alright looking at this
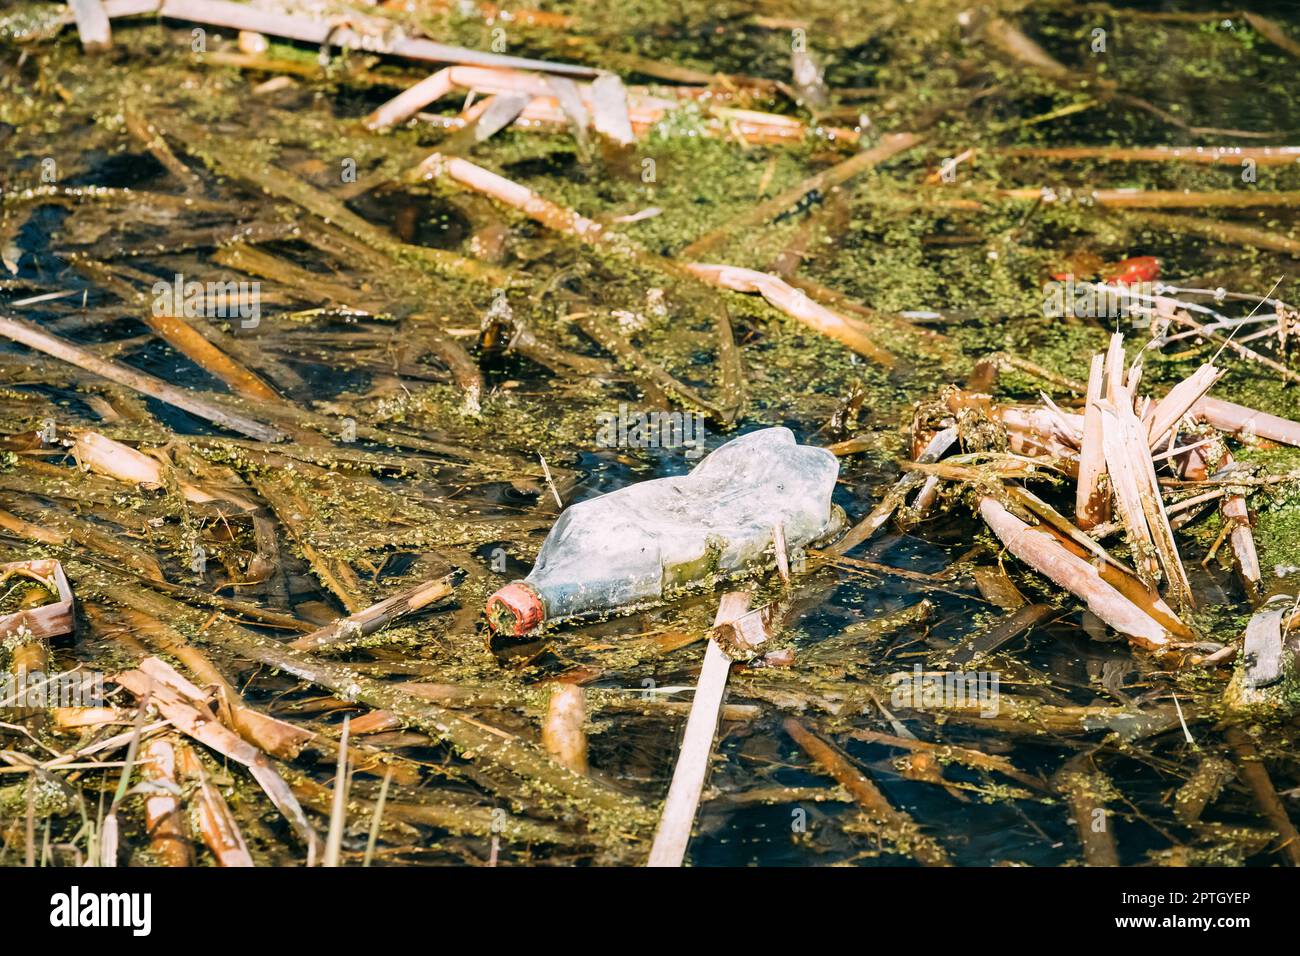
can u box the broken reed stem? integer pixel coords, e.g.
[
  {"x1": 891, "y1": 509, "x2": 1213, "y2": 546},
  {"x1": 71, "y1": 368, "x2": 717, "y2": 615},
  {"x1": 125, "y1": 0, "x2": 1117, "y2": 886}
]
[
  {"x1": 419, "y1": 153, "x2": 745, "y2": 423},
  {"x1": 289, "y1": 576, "x2": 455, "y2": 652},
  {"x1": 140, "y1": 736, "x2": 194, "y2": 866},
  {"x1": 978, "y1": 497, "x2": 1170, "y2": 652},
  {"x1": 116, "y1": 659, "x2": 323, "y2": 858},
  {"x1": 541, "y1": 685, "x2": 588, "y2": 775},
  {"x1": 832, "y1": 427, "x2": 956, "y2": 555},
  {"x1": 0, "y1": 314, "x2": 284, "y2": 442},
  {"x1": 174, "y1": 741, "x2": 254, "y2": 867},
  {"x1": 684, "y1": 264, "x2": 896, "y2": 366},
  {"x1": 1052, "y1": 756, "x2": 1119, "y2": 867},
  {"x1": 365, "y1": 67, "x2": 456, "y2": 130},
  {"x1": 91, "y1": 604, "x2": 315, "y2": 760},
  {"x1": 1224, "y1": 725, "x2": 1300, "y2": 866},
  {"x1": 993, "y1": 145, "x2": 1300, "y2": 166},
  {"x1": 647, "y1": 592, "x2": 751, "y2": 867},
  {"x1": 1147, "y1": 363, "x2": 1222, "y2": 449},
  {"x1": 246, "y1": 470, "x2": 368, "y2": 613},
  {"x1": 680, "y1": 132, "x2": 924, "y2": 257},
  {"x1": 102, "y1": 584, "x2": 653, "y2": 837},
  {"x1": 783, "y1": 717, "x2": 950, "y2": 866},
  {"x1": 122, "y1": 106, "x2": 201, "y2": 188},
  {"x1": 100, "y1": 0, "x2": 599, "y2": 76},
  {"x1": 996, "y1": 187, "x2": 1300, "y2": 209},
  {"x1": 1076, "y1": 353, "x2": 1109, "y2": 529}
]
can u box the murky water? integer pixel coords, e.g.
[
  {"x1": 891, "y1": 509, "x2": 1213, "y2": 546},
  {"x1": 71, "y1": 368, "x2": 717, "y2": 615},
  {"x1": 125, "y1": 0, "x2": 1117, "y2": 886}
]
[{"x1": 1, "y1": 0, "x2": 1299, "y2": 866}]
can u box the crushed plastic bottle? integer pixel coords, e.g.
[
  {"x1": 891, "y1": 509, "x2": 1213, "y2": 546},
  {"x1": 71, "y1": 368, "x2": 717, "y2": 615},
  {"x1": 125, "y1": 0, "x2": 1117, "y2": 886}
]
[{"x1": 486, "y1": 427, "x2": 845, "y2": 635}]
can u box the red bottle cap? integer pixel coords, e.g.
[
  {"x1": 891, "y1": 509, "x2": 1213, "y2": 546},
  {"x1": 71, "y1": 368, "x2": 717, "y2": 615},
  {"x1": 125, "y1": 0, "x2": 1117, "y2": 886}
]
[{"x1": 486, "y1": 582, "x2": 545, "y2": 636}]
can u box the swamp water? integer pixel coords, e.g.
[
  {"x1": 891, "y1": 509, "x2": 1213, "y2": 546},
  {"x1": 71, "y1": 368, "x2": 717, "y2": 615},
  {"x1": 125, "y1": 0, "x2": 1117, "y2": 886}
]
[{"x1": 0, "y1": 0, "x2": 1299, "y2": 866}]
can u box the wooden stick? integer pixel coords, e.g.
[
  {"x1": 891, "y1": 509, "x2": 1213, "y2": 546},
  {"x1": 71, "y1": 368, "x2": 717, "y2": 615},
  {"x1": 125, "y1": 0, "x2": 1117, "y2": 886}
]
[
  {"x1": 647, "y1": 591, "x2": 751, "y2": 867},
  {"x1": 0, "y1": 314, "x2": 284, "y2": 442}
]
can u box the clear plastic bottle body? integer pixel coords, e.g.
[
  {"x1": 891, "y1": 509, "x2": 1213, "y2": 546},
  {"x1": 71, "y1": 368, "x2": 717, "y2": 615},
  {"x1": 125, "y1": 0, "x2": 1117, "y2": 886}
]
[{"x1": 487, "y1": 428, "x2": 843, "y2": 634}]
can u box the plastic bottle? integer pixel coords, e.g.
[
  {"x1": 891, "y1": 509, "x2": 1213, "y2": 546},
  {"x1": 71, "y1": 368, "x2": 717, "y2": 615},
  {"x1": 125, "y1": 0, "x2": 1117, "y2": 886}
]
[{"x1": 486, "y1": 427, "x2": 845, "y2": 635}]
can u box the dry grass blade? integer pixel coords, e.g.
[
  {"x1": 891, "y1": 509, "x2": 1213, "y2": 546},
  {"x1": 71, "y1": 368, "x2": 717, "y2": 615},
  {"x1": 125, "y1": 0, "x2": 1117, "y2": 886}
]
[{"x1": 363, "y1": 767, "x2": 394, "y2": 868}]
